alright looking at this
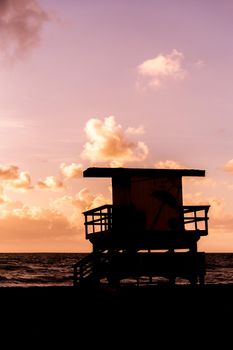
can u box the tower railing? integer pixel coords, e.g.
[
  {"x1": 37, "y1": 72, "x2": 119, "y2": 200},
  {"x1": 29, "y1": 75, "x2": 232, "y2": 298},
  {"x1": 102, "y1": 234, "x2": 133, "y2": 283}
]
[
  {"x1": 83, "y1": 204, "x2": 210, "y2": 238},
  {"x1": 83, "y1": 205, "x2": 113, "y2": 238}
]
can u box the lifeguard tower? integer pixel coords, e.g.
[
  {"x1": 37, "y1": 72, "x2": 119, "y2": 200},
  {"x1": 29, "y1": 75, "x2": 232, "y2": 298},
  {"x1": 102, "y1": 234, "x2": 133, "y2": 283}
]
[{"x1": 74, "y1": 167, "x2": 210, "y2": 286}]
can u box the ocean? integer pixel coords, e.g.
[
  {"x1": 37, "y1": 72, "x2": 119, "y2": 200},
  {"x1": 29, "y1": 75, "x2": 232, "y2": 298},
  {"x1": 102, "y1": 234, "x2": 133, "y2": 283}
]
[{"x1": 0, "y1": 252, "x2": 232, "y2": 287}]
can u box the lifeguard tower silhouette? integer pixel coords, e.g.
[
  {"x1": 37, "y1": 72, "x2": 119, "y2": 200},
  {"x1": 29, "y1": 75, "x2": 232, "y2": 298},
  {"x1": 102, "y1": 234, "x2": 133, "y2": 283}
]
[{"x1": 74, "y1": 167, "x2": 210, "y2": 286}]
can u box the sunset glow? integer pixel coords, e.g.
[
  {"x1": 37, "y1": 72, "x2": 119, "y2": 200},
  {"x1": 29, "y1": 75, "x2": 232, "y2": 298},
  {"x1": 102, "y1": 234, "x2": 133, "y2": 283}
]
[{"x1": 0, "y1": 0, "x2": 233, "y2": 252}]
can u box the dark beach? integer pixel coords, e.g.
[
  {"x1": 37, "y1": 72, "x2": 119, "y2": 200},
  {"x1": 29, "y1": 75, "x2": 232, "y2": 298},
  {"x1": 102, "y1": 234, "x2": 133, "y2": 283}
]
[{"x1": 1, "y1": 284, "x2": 232, "y2": 346}]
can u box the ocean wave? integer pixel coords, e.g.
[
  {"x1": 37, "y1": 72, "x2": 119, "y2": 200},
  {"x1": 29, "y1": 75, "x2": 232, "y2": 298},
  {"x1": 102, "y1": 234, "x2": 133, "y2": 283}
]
[{"x1": 0, "y1": 253, "x2": 232, "y2": 287}]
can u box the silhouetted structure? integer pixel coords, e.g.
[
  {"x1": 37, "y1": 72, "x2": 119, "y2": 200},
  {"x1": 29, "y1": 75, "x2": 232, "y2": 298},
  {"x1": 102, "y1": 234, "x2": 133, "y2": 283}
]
[{"x1": 74, "y1": 167, "x2": 210, "y2": 286}]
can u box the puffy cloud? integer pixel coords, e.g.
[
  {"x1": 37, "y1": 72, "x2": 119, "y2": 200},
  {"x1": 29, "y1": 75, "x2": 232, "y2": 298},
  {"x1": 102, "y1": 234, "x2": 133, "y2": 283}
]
[
  {"x1": 70, "y1": 188, "x2": 111, "y2": 230},
  {"x1": 72, "y1": 188, "x2": 110, "y2": 212},
  {"x1": 37, "y1": 176, "x2": 64, "y2": 191},
  {"x1": 54, "y1": 188, "x2": 111, "y2": 212},
  {"x1": 137, "y1": 49, "x2": 186, "y2": 88},
  {"x1": 0, "y1": 164, "x2": 19, "y2": 179},
  {"x1": 7, "y1": 171, "x2": 32, "y2": 190},
  {"x1": 50, "y1": 188, "x2": 111, "y2": 231},
  {"x1": 0, "y1": 0, "x2": 49, "y2": 63},
  {"x1": 0, "y1": 164, "x2": 32, "y2": 190},
  {"x1": 224, "y1": 159, "x2": 233, "y2": 172},
  {"x1": 60, "y1": 162, "x2": 83, "y2": 180},
  {"x1": 82, "y1": 116, "x2": 149, "y2": 166}
]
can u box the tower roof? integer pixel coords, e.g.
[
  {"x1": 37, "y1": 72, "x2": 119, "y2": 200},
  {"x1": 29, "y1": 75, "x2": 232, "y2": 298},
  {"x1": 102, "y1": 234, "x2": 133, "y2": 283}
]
[{"x1": 83, "y1": 167, "x2": 205, "y2": 178}]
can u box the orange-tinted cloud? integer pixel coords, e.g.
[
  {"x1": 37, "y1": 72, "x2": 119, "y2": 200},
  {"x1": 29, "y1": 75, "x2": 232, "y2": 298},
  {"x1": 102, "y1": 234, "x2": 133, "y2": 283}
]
[
  {"x1": 7, "y1": 171, "x2": 32, "y2": 190},
  {"x1": 184, "y1": 191, "x2": 233, "y2": 240},
  {"x1": 0, "y1": 0, "x2": 49, "y2": 63},
  {"x1": 0, "y1": 165, "x2": 32, "y2": 190},
  {"x1": 82, "y1": 116, "x2": 149, "y2": 166},
  {"x1": 72, "y1": 188, "x2": 110, "y2": 212},
  {"x1": 224, "y1": 159, "x2": 233, "y2": 172},
  {"x1": 184, "y1": 192, "x2": 224, "y2": 219},
  {"x1": 0, "y1": 164, "x2": 19, "y2": 179},
  {"x1": 0, "y1": 203, "x2": 90, "y2": 252},
  {"x1": 0, "y1": 184, "x2": 8, "y2": 203},
  {"x1": 51, "y1": 187, "x2": 111, "y2": 230},
  {"x1": 60, "y1": 162, "x2": 83, "y2": 179},
  {"x1": 153, "y1": 160, "x2": 216, "y2": 188},
  {"x1": 154, "y1": 160, "x2": 216, "y2": 187},
  {"x1": 37, "y1": 176, "x2": 64, "y2": 191},
  {"x1": 154, "y1": 160, "x2": 186, "y2": 169}
]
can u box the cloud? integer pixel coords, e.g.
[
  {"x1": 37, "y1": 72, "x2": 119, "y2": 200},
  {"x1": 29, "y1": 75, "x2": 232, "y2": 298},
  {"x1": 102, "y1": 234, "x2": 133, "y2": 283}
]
[
  {"x1": 210, "y1": 213, "x2": 233, "y2": 234},
  {"x1": 0, "y1": 0, "x2": 49, "y2": 63},
  {"x1": 0, "y1": 181, "x2": 110, "y2": 252},
  {"x1": 50, "y1": 188, "x2": 111, "y2": 231},
  {"x1": 60, "y1": 162, "x2": 83, "y2": 180},
  {"x1": 0, "y1": 164, "x2": 32, "y2": 190},
  {"x1": 0, "y1": 202, "x2": 89, "y2": 252},
  {"x1": 72, "y1": 188, "x2": 110, "y2": 212},
  {"x1": 154, "y1": 160, "x2": 186, "y2": 169},
  {"x1": 7, "y1": 171, "x2": 32, "y2": 190},
  {"x1": 184, "y1": 176, "x2": 217, "y2": 187},
  {"x1": 137, "y1": 49, "x2": 186, "y2": 88},
  {"x1": 0, "y1": 184, "x2": 8, "y2": 203},
  {"x1": 126, "y1": 126, "x2": 145, "y2": 135},
  {"x1": 0, "y1": 164, "x2": 19, "y2": 179},
  {"x1": 184, "y1": 192, "x2": 224, "y2": 219},
  {"x1": 224, "y1": 159, "x2": 233, "y2": 172},
  {"x1": 153, "y1": 161, "x2": 216, "y2": 188},
  {"x1": 53, "y1": 187, "x2": 109, "y2": 216},
  {"x1": 82, "y1": 116, "x2": 149, "y2": 166},
  {"x1": 183, "y1": 191, "x2": 233, "y2": 241},
  {"x1": 37, "y1": 176, "x2": 64, "y2": 191}
]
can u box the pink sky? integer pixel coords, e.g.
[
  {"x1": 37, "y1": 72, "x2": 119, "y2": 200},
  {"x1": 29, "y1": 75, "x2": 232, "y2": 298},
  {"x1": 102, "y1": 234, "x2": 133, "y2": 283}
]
[{"x1": 0, "y1": 0, "x2": 233, "y2": 252}]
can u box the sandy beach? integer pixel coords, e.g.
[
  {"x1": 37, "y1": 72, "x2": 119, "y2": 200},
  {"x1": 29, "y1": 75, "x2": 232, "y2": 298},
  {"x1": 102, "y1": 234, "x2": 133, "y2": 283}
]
[{"x1": 0, "y1": 284, "x2": 232, "y2": 346}]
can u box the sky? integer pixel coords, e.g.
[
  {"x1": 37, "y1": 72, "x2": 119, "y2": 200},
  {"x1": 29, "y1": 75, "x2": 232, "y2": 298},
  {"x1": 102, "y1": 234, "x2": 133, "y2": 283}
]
[{"x1": 0, "y1": 0, "x2": 233, "y2": 252}]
